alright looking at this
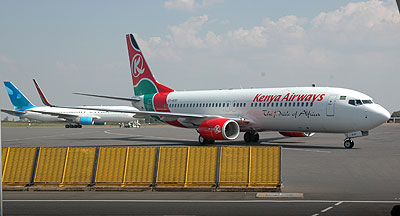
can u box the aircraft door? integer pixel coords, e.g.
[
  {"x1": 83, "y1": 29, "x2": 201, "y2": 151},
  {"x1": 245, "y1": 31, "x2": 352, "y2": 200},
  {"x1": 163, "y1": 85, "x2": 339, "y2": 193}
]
[
  {"x1": 326, "y1": 95, "x2": 336, "y2": 116},
  {"x1": 224, "y1": 101, "x2": 231, "y2": 112}
]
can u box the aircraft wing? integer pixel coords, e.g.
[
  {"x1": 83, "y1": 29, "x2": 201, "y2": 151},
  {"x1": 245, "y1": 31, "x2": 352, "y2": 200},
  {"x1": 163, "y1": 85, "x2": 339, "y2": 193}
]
[
  {"x1": 1, "y1": 108, "x2": 26, "y2": 116},
  {"x1": 73, "y1": 92, "x2": 141, "y2": 102},
  {"x1": 54, "y1": 105, "x2": 253, "y2": 126}
]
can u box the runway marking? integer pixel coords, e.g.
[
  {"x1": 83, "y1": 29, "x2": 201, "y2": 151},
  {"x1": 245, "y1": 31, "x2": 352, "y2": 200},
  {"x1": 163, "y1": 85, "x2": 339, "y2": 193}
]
[
  {"x1": 4, "y1": 199, "x2": 400, "y2": 203},
  {"x1": 335, "y1": 201, "x2": 343, "y2": 206},
  {"x1": 104, "y1": 130, "x2": 194, "y2": 142},
  {"x1": 282, "y1": 148, "x2": 331, "y2": 153},
  {"x1": 3, "y1": 131, "x2": 101, "y2": 142},
  {"x1": 311, "y1": 201, "x2": 342, "y2": 216},
  {"x1": 320, "y1": 206, "x2": 333, "y2": 213}
]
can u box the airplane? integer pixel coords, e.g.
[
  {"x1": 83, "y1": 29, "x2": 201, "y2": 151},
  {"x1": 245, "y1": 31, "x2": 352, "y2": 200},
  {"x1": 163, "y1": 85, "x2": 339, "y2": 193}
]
[
  {"x1": 1, "y1": 81, "x2": 140, "y2": 128},
  {"x1": 65, "y1": 34, "x2": 390, "y2": 148}
]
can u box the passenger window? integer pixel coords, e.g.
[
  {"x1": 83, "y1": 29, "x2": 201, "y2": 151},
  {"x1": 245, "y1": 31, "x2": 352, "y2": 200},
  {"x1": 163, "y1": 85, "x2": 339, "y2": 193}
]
[
  {"x1": 310, "y1": 102, "x2": 313, "y2": 107},
  {"x1": 301, "y1": 102, "x2": 304, "y2": 107},
  {"x1": 243, "y1": 103, "x2": 246, "y2": 107},
  {"x1": 288, "y1": 103, "x2": 291, "y2": 107},
  {"x1": 250, "y1": 103, "x2": 253, "y2": 107},
  {"x1": 284, "y1": 103, "x2": 287, "y2": 107},
  {"x1": 271, "y1": 103, "x2": 274, "y2": 107},
  {"x1": 305, "y1": 102, "x2": 308, "y2": 107}
]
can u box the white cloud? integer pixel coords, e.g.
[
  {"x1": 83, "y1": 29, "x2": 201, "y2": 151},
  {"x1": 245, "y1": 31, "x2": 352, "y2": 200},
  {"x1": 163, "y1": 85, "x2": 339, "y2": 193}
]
[
  {"x1": 228, "y1": 26, "x2": 268, "y2": 48},
  {"x1": 312, "y1": 0, "x2": 400, "y2": 30},
  {"x1": 164, "y1": 0, "x2": 223, "y2": 11}
]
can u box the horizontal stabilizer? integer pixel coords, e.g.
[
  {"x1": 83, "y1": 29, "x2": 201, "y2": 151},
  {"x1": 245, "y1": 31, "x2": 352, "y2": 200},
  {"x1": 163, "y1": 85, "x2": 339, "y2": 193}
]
[{"x1": 1, "y1": 108, "x2": 26, "y2": 116}]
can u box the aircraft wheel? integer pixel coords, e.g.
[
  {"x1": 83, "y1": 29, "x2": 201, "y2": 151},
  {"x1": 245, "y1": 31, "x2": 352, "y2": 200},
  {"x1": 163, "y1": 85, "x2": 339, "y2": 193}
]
[
  {"x1": 199, "y1": 135, "x2": 215, "y2": 144},
  {"x1": 344, "y1": 139, "x2": 354, "y2": 149},
  {"x1": 244, "y1": 132, "x2": 252, "y2": 143},
  {"x1": 65, "y1": 124, "x2": 70, "y2": 128},
  {"x1": 252, "y1": 133, "x2": 260, "y2": 142},
  {"x1": 199, "y1": 135, "x2": 207, "y2": 144},
  {"x1": 78, "y1": 124, "x2": 82, "y2": 128}
]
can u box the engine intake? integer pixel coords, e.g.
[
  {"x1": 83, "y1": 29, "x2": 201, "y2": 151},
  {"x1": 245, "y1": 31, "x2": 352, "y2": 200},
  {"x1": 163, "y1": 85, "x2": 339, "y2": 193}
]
[
  {"x1": 199, "y1": 118, "x2": 240, "y2": 140},
  {"x1": 279, "y1": 132, "x2": 315, "y2": 137}
]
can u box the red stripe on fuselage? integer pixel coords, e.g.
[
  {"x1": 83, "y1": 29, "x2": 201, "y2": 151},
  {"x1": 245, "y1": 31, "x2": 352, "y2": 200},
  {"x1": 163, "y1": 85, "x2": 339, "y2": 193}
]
[{"x1": 153, "y1": 93, "x2": 186, "y2": 128}]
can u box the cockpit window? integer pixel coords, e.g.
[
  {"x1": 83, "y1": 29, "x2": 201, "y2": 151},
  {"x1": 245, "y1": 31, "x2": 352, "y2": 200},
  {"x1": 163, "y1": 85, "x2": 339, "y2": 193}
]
[
  {"x1": 362, "y1": 100, "x2": 373, "y2": 104},
  {"x1": 349, "y1": 99, "x2": 365, "y2": 106}
]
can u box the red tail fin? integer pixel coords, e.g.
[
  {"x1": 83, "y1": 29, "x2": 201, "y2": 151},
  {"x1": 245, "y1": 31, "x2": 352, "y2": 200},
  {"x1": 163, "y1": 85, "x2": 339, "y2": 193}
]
[{"x1": 126, "y1": 34, "x2": 174, "y2": 96}]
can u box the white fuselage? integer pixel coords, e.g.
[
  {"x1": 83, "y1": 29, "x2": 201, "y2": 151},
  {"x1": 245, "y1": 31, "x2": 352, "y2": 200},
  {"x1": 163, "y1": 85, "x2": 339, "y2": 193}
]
[
  {"x1": 134, "y1": 87, "x2": 389, "y2": 133},
  {"x1": 21, "y1": 106, "x2": 137, "y2": 123}
]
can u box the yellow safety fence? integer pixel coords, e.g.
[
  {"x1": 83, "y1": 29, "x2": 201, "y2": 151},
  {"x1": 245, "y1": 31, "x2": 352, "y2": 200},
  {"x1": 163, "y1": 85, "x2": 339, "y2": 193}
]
[{"x1": 1, "y1": 146, "x2": 281, "y2": 188}]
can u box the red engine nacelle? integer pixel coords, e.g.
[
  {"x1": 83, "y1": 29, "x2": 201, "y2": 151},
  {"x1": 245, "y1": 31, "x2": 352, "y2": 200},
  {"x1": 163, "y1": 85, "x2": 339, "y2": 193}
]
[
  {"x1": 279, "y1": 132, "x2": 315, "y2": 137},
  {"x1": 199, "y1": 118, "x2": 240, "y2": 140}
]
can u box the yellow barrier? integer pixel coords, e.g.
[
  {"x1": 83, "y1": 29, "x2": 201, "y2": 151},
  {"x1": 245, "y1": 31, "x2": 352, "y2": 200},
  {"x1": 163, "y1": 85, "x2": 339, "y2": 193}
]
[
  {"x1": 34, "y1": 147, "x2": 67, "y2": 184},
  {"x1": 219, "y1": 147, "x2": 250, "y2": 186},
  {"x1": 123, "y1": 147, "x2": 157, "y2": 186},
  {"x1": 249, "y1": 146, "x2": 281, "y2": 187},
  {"x1": 95, "y1": 147, "x2": 127, "y2": 184},
  {"x1": 2, "y1": 147, "x2": 9, "y2": 174},
  {"x1": 2, "y1": 146, "x2": 281, "y2": 189},
  {"x1": 2, "y1": 147, "x2": 36, "y2": 185},
  {"x1": 61, "y1": 147, "x2": 96, "y2": 185},
  {"x1": 157, "y1": 147, "x2": 188, "y2": 186},
  {"x1": 185, "y1": 147, "x2": 217, "y2": 187}
]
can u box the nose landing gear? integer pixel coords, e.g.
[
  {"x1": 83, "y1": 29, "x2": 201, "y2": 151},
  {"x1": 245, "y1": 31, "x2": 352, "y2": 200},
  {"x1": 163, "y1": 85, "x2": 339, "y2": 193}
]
[{"x1": 344, "y1": 139, "x2": 354, "y2": 149}]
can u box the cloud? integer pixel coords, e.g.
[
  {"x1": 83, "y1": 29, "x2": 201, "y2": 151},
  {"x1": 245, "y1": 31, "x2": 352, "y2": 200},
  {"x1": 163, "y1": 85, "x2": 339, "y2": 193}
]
[
  {"x1": 164, "y1": 0, "x2": 223, "y2": 11},
  {"x1": 141, "y1": 0, "x2": 400, "y2": 71},
  {"x1": 0, "y1": 55, "x2": 16, "y2": 63}
]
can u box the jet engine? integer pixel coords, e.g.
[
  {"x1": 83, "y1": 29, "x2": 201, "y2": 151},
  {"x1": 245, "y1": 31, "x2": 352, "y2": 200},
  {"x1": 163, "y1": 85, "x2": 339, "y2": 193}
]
[
  {"x1": 76, "y1": 117, "x2": 94, "y2": 125},
  {"x1": 279, "y1": 132, "x2": 315, "y2": 137},
  {"x1": 198, "y1": 118, "x2": 240, "y2": 140}
]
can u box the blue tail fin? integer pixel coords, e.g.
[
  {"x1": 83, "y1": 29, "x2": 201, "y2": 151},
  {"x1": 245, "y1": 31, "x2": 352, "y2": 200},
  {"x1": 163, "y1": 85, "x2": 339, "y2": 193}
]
[{"x1": 4, "y1": 81, "x2": 35, "y2": 110}]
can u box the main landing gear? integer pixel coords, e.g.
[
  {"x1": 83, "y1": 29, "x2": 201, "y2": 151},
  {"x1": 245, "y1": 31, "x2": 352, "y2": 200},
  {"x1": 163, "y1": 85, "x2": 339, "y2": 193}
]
[
  {"x1": 198, "y1": 135, "x2": 215, "y2": 145},
  {"x1": 344, "y1": 139, "x2": 354, "y2": 149},
  {"x1": 65, "y1": 124, "x2": 82, "y2": 128},
  {"x1": 244, "y1": 131, "x2": 259, "y2": 143}
]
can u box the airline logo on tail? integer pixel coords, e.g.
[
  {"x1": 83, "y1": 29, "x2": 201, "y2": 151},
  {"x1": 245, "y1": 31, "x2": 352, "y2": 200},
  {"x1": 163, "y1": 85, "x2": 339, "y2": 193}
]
[
  {"x1": 126, "y1": 34, "x2": 174, "y2": 96},
  {"x1": 132, "y1": 54, "x2": 145, "y2": 78}
]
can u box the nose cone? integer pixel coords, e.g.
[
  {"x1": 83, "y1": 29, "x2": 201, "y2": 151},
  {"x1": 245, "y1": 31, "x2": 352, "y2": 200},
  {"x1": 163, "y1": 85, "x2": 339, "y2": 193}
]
[{"x1": 373, "y1": 105, "x2": 391, "y2": 125}]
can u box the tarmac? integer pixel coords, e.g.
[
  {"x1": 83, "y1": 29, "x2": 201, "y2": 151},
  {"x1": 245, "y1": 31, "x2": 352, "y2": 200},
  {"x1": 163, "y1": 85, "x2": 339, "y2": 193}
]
[{"x1": 2, "y1": 124, "x2": 400, "y2": 215}]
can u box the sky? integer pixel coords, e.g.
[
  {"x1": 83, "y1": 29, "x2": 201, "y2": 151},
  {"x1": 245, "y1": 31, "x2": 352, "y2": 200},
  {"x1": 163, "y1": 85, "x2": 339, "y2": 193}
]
[{"x1": 1, "y1": 0, "x2": 400, "y2": 120}]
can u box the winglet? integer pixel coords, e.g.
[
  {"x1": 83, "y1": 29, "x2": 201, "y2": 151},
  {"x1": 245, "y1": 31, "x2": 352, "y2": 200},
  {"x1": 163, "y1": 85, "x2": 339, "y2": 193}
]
[{"x1": 33, "y1": 79, "x2": 55, "y2": 107}]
